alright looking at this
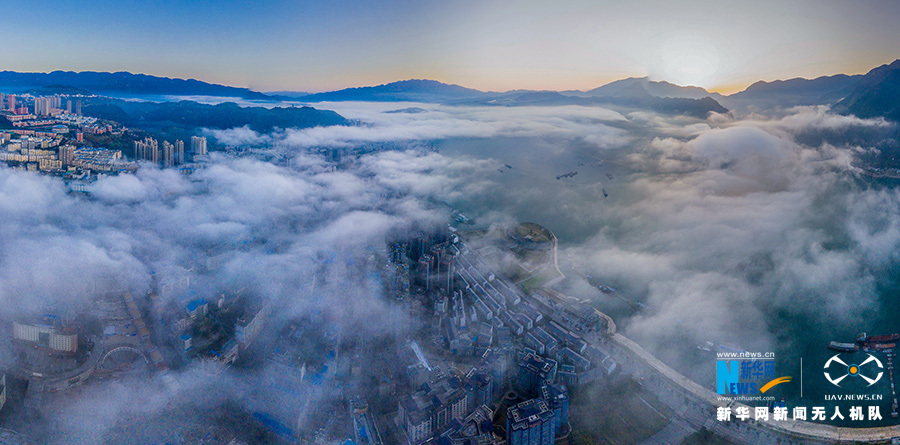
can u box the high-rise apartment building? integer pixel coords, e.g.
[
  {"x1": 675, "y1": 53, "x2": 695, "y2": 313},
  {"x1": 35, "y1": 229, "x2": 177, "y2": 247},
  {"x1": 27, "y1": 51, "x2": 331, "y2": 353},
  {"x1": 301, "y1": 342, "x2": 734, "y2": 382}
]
[
  {"x1": 162, "y1": 141, "x2": 175, "y2": 167},
  {"x1": 34, "y1": 97, "x2": 52, "y2": 116},
  {"x1": 175, "y1": 140, "x2": 185, "y2": 165},
  {"x1": 134, "y1": 137, "x2": 159, "y2": 163},
  {"x1": 517, "y1": 353, "x2": 558, "y2": 397},
  {"x1": 190, "y1": 136, "x2": 207, "y2": 156},
  {"x1": 506, "y1": 398, "x2": 556, "y2": 445},
  {"x1": 59, "y1": 145, "x2": 75, "y2": 165}
]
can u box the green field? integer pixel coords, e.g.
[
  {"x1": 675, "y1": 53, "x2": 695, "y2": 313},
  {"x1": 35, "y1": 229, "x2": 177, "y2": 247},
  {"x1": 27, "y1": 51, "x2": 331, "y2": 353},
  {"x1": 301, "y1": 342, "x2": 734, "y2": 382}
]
[{"x1": 520, "y1": 269, "x2": 562, "y2": 292}]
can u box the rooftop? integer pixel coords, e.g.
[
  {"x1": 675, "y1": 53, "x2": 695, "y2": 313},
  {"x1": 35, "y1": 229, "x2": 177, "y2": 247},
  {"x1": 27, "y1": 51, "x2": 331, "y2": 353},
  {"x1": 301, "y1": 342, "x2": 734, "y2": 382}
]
[
  {"x1": 519, "y1": 352, "x2": 557, "y2": 379},
  {"x1": 507, "y1": 398, "x2": 553, "y2": 430}
]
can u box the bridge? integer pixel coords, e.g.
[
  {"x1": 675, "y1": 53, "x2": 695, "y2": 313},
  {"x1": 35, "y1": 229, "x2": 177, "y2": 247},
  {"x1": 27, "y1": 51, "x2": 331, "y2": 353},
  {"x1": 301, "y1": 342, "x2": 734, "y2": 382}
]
[{"x1": 96, "y1": 345, "x2": 150, "y2": 373}]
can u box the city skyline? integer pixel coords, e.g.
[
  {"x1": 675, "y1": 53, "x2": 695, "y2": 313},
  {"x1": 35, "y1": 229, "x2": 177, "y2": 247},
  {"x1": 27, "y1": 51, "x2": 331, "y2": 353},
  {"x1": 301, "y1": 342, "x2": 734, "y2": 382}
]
[{"x1": 4, "y1": 0, "x2": 900, "y2": 93}]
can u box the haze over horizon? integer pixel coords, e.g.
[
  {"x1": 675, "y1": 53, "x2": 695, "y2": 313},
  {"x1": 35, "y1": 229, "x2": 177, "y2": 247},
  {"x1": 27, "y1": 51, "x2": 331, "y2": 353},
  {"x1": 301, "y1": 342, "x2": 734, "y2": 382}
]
[{"x1": 4, "y1": 0, "x2": 900, "y2": 93}]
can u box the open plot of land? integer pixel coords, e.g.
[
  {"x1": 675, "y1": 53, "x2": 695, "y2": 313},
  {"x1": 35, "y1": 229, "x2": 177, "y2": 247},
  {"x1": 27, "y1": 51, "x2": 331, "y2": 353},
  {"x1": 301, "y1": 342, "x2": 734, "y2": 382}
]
[
  {"x1": 564, "y1": 376, "x2": 675, "y2": 445},
  {"x1": 520, "y1": 268, "x2": 560, "y2": 292}
]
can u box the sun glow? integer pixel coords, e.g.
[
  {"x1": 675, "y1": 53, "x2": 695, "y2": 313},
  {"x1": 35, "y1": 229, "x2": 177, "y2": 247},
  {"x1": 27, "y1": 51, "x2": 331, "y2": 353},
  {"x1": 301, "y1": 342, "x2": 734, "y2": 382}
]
[{"x1": 657, "y1": 33, "x2": 721, "y2": 88}]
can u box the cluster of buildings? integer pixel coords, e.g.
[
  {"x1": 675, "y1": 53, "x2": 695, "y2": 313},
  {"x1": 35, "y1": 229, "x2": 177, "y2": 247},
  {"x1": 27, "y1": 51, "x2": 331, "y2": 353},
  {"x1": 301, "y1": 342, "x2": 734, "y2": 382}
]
[
  {"x1": 1, "y1": 93, "x2": 109, "y2": 135},
  {"x1": 12, "y1": 316, "x2": 79, "y2": 355},
  {"x1": 439, "y1": 250, "x2": 614, "y2": 388},
  {"x1": 133, "y1": 136, "x2": 206, "y2": 167},
  {"x1": 398, "y1": 344, "x2": 502, "y2": 445},
  {"x1": 0, "y1": 91, "x2": 139, "y2": 175},
  {"x1": 191, "y1": 135, "x2": 207, "y2": 156},
  {"x1": 172, "y1": 292, "x2": 271, "y2": 367},
  {"x1": 385, "y1": 226, "x2": 619, "y2": 445},
  {"x1": 0, "y1": 132, "x2": 62, "y2": 169},
  {"x1": 134, "y1": 137, "x2": 184, "y2": 166},
  {"x1": 6, "y1": 311, "x2": 96, "y2": 413},
  {"x1": 399, "y1": 367, "x2": 489, "y2": 443},
  {"x1": 2, "y1": 91, "x2": 210, "y2": 179},
  {"x1": 395, "y1": 340, "x2": 577, "y2": 445},
  {"x1": 1, "y1": 92, "x2": 84, "y2": 117},
  {"x1": 33, "y1": 96, "x2": 63, "y2": 116},
  {"x1": 0, "y1": 131, "x2": 135, "y2": 174},
  {"x1": 506, "y1": 353, "x2": 570, "y2": 445},
  {"x1": 69, "y1": 146, "x2": 135, "y2": 173}
]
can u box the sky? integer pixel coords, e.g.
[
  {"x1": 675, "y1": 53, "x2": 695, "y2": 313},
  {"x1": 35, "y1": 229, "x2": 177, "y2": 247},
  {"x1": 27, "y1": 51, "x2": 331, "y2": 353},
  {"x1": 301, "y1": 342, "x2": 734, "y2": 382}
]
[{"x1": 2, "y1": 0, "x2": 900, "y2": 93}]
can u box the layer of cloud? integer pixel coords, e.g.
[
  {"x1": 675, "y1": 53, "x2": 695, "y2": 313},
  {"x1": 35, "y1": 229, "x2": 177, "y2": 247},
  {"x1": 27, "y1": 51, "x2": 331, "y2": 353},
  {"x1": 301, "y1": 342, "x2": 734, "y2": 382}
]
[
  {"x1": 206, "y1": 102, "x2": 632, "y2": 151},
  {"x1": 560, "y1": 107, "x2": 897, "y2": 379},
  {"x1": 0, "y1": 146, "x2": 488, "y2": 442},
  {"x1": 2, "y1": 102, "x2": 897, "y2": 439}
]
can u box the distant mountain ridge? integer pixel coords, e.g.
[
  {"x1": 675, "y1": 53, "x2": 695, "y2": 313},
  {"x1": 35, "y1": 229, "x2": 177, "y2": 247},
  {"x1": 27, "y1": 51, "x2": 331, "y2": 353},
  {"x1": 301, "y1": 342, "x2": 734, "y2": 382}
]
[
  {"x1": 265, "y1": 90, "x2": 312, "y2": 98},
  {"x1": 297, "y1": 78, "x2": 728, "y2": 118},
  {"x1": 564, "y1": 76, "x2": 725, "y2": 101},
  {"x1": 293, "y1": 59, "x2": 900, "y2": 121},
  {"x1": 0, "y1": 70, "x2": 273, "y2": 99},
  {"x1": 832, "y1": 59, "x2": 900, "y2": 121},
  {"x1": 4, "y1": 59, "x2": 900, "y2": 121},
  {"x1": 81, "y1": 98, "x2": 348, "y2": 133},
  {"x1": 469, "y1": 86, "x2": 727, "y2": 118},
  {"x1": 298, "y1": 79, "x2": 490, "y2": 103},
  {"x1": 721, "y1": 73, "x2": 863, "y2": 111},
  {"x1": 740, "y1": 74, "x2": 861, "y2": 96},
  {"x1": 0, "y1": 70, "x2": 727, "y2": 118}
]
